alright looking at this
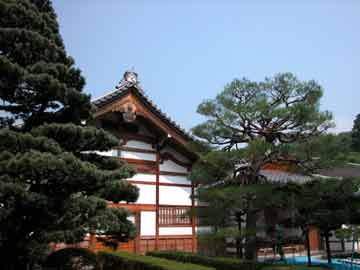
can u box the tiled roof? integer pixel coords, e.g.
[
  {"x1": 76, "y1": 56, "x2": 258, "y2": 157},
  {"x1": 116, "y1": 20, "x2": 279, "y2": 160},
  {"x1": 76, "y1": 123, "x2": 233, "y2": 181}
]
[
  {"x1": 260, "y1": 169, "x2": 311, "y2": 183},
  {"x1": 316, "y1": 163, "x2": 360, "y2": 179},
  {"x1": 92, "y1": 71, "x2": 193, "y2": 141}
]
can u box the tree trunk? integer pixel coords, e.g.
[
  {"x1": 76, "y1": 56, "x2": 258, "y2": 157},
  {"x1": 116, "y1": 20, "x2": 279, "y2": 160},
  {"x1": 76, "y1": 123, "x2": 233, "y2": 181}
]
[
  {"x1": 305, "y1": 227, "x2": 312, "y2": 266},
  {"x1": 324, "y1": 231, "x2": 332, "y2": 264},
  {"x1": 235, "y1": 213, "x2": 243, "y2": 258},
  {"x1": 245, "y1": 211, "x2": 257, "y2": 260}
]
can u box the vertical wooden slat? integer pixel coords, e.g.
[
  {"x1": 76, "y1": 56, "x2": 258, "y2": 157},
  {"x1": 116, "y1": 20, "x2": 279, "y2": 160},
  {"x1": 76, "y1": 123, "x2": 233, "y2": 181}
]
[
  {"x1": 155, "y1": 150, "x2": 160, "y2": 250},
  {"x1": 191, "y1": 182, "x2": 196, "y2": 253},
  {"x1": 135, "y1": 211, "x2": 141, "y2": 254}
]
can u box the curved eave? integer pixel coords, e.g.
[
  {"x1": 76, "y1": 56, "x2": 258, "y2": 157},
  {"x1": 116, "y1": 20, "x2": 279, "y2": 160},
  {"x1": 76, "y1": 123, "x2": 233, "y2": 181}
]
[{"x1": 92, "y1": 86, "x2": 198, "y2": 161}]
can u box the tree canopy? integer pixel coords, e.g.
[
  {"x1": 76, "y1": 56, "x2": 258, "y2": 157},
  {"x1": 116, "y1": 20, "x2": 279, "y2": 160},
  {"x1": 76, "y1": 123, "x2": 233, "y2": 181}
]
[
  {"x1": 0, "y1": 1, "x2": 139, "y2": 269},
  {"x1": 352, "y1": 114, "x2": 360, "y2": 152},
  {"x1": 191, "y1": 73, "x2": 335, "y2": 259},
  {"x1": 0, "y1": 0, "x2": 91, "y2": 130}
]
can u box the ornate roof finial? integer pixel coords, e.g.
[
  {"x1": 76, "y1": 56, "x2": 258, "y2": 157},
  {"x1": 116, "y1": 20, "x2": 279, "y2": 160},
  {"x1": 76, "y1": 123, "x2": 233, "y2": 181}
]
[{"x1": 123, "y1": 68, "x2": 138, "y2": 84}]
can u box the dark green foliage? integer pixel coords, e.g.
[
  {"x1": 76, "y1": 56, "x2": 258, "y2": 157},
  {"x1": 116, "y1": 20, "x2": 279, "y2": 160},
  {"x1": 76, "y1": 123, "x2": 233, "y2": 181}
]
[
  {"x1": 0, "y1": 1, "x2": 139, "y2": 269},
  {"x1": 98, "y1": 181, "x2": 139, "y2": 203},
  {"x1": 352, "y1": 114, "x2": 360, "y2": 152},
  {"x1": 31, "y1": 123, "x2": 119, "y2": 153},
  {"x1": 281, "y1": 178, "x2": 360, "y2": 264},
  {"x1": 0, "y1": 0, "x2": 91, "y2": 129},
  {"x1": 147, "y1": 251, "x2": 265, "y2": 270},
  {"x1": 192, "y1": 73, "x2": 334, "y2": 182},
  {"x1": 197, "y1": 229, "x2": 230, "y2": 256},
  {"x1": 97, "y1": 251, "x2": 215, "y2": 270},
  {"x1": 189, "y1": 150, "x2": 236, "y2": 185},
  {"x1": 43, "y1": 248, "x2": 98, "y2": 270},
  {"x1": 193, "y1": 73, "x2": 332, "y2": 148},
  {"x1": 191, "y1": 73, "x2": 335, "y2": 259},
  {"x1": 0, "y1": 124, "x2": 139, "y2": 268}
]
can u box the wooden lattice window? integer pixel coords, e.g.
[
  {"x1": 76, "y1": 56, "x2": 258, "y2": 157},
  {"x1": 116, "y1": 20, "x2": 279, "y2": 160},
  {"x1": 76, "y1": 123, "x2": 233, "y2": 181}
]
[{"x1": 159, "y1": 207, "x2": 192, "y2": 226}]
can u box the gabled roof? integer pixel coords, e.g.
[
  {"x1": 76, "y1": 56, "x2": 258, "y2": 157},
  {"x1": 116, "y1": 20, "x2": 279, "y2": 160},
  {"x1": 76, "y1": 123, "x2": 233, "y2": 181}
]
[
  {"x1": 317, "y1": 163, "x2": 360, "y2": 179},
  {"x1": 92, "y1": 70, "x2": 194, "y2": 145},
  {"x1": 260, "y1": 169, "x2": 311, "y2": 183}
]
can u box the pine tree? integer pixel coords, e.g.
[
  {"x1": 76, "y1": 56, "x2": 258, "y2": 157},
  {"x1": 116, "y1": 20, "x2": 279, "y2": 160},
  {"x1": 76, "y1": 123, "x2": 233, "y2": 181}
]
[
  {"x1": 352, "y1": 114, "x2": 360, "y2": 152},
  {"x1": 0, "y1": 1, "x2": 138, "y2": 269},
  {"x1": 192, "y1": 73, "x2": 333, "y2": 259},
  {"x1": 286, "y1": 178, "x2": 360, "y2": 264}
]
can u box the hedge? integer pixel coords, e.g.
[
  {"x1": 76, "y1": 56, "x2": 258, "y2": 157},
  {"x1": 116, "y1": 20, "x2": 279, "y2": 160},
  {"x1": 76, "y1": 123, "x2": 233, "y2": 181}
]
[
  {"x1": 147, "y1": 251, "x2": 266, "y2": 270},
  {"x1": 43, "y1": 247, "x2": 98, "y2": 270},
  {"x1": 97, "y1": 250, "x2": 215, "y2": 270}
]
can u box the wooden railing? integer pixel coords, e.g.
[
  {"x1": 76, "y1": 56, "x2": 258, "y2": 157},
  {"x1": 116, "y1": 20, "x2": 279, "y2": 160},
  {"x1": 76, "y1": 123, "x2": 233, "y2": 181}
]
[{"x1": 159, "y1": 206, "x2": 191, "y2": 226}]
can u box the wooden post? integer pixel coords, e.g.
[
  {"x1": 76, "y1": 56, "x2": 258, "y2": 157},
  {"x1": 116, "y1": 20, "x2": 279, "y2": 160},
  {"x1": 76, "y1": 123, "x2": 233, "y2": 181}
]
[
  {"x1": 155, "y1": 151, "x2": 160, "y2": 251},
  {"x1": 191, "y1": 182, "x2": 196, "y2": 253},
  {"x1": 135, "y1": 211, "x2": 141, "y2": 254},
  {"x1": 89, "y1": 233, "x2": 96, "y2": 251}
]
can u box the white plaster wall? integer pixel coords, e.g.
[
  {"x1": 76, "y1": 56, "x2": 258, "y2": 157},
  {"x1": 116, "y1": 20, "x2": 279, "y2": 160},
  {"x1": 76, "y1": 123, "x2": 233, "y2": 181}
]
[
  {"x1": 159, "y1": 175, "x2": 190, "y2": 185},
  {"x1": 160, "y1": 160, "x2": 188, "y2": 173},
  {"x1": 141, "y1": 211, "x2": 156, "y2": 236},
  {"x1": 120, "y1": 151, "x2": 156, "y2": 161},
  {"x1": 135, "y1": 184, "x2": 156, "y2": 204},
  {"x1": 159, "y1": 227, "x2": 192, "y2": 235},
  {"x1": 127, "y1": 173, "x2": 156, "y2": 183},
  {"x1": 161, "y1": 146, "x2": 190, "y2": 163},
  {"x1": 159, "y1": 186, "x2": 191, "y2": 206},
  {"x1": 125, "y1": 140, "x2": 154, "y2": 150}
]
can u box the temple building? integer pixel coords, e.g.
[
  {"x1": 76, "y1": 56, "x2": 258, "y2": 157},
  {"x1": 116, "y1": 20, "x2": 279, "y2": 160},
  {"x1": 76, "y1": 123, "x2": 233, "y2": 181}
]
[
  {"x1": 51, "y1": 70, "x2": 353, "y2": 256},
  {"x1": 91, "y1": 70, "x2": 198, "y2": 254}
]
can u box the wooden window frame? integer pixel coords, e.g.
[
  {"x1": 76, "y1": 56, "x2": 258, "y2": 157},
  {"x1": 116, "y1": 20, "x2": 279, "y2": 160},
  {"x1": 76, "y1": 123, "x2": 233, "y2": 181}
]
[{"x1": 158, "y1": 206, "x2": 192, "y2": 227}]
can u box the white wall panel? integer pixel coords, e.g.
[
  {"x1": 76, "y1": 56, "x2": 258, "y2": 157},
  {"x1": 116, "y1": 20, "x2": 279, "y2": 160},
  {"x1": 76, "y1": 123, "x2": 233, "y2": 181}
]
[
  {"x1": 141, "y1": 211, "x2": 156, "y2": 236},
  {"x1": 125, "y1": 140, "x2": 154, "y2": 150},
  {"x1": 159, "y1": 186, "x2": 191, "y2": 206},
  {"x1": 135, "y1": 184, "x2": 156, "y2": 204},
  {"x1": 120, "y1": 151, "x2": 156, "y2": 161},
  {"x1": 127, "y1": 173, "x2": 156, "y2": 182},
  {"x1": 159, "y1": 175, "x2": 190, "y2": 185},
  {"x1": 161, "y1": 146, "x2": 190, "y2": 163},
  {"x1": 159, "y1": 227, "x2": 192, "y2": 235},
  {"x1": 160, "y1": 160, "x2": 188, "y2": 173}
]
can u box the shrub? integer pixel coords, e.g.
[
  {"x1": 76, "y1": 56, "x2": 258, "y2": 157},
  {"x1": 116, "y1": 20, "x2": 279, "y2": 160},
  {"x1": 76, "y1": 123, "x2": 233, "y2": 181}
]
[
  {"x1": 147, "y1": 251, "x2": 266, "y2": 270},
  {"x1": 197, "y1": 229, "x2": 229, "y2": 256},
  {"x1": 97, "y1": 250, "x2": 215, "y2": 270},
  {"x1": 43, "y1": 247, "x2": 98, "y2": 270}
]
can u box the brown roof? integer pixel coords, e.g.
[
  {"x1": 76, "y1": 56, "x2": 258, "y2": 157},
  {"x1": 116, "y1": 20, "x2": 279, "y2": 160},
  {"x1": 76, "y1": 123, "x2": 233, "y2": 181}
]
[
  {"x1": 92, "y1": 70, "x2": 198, "y2": 164},
  {"x1": 317, "y1": 163, "x2": 360, "y2": 179},
  {"x1": 92, "y1": 71, "x2": 193, "y2": 142}
]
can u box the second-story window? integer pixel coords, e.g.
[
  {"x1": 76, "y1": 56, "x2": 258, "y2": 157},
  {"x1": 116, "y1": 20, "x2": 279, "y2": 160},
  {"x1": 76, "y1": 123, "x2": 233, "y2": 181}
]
[{"x1": 159, "y1": 206, "x2": 192, "y2": 226}]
